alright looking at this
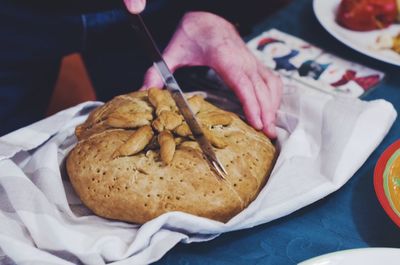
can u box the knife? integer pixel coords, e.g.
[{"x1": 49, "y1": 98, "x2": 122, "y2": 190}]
[{"x1": 130, "y1": 14, "x2": 227, "y2": 180}]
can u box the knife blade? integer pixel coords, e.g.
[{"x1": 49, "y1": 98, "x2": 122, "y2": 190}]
[{"x1": 130, "y1": 14, "x2": 227, "y2": 180}]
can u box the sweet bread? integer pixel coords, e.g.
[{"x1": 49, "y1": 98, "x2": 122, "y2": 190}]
[{"x1": 67, "y1": 89, "x2": 275, "y2": 223}]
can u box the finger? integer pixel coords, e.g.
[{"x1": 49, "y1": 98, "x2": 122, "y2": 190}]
[
  {"x1": 124, "y1": 0, "x2": 146, "y2": 14},
  {"x1": 262, "y1": 112, "x2": 277, "y2": 138},
  {"x1": 216, "y1": 68, "x2": 262, "y2": 129},
  {"x1": 142, "y1": 66, "x2": 164, "y2": 89},
  {"x1": 259, "y1": 64, "x2": 283, "y2": 109},
  {"x1": 141, "y1": 47, "x2": 192, "y2": 90},
  {"x1": 259, "y1": 68, "x2": 283, "y2": 138},
  {"x1": 251, "y1": 74, "x2": 277, "y2": 138},
  {"x1": 139, "y1": 85, "x2": 160, "y2": 91}
]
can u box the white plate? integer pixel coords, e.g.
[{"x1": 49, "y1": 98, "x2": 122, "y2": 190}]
[
  {"x1": 313, "y1": 0, "x2": 400, "y2": 66},
  {"x1": 299, "y1": 248, "x2": 400, "y2": 265}
]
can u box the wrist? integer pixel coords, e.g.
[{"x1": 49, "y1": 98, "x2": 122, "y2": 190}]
[{"x1": 181, "y1": 11, "x2": 236, "y2": 36}]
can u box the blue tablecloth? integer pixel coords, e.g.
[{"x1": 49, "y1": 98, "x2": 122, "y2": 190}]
[{"x1": 156, "y1": 0, "x2": 400, "y2": 264}]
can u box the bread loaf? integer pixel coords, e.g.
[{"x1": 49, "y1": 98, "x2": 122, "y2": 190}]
[{"x1": 67, "y1": 89, "x2": 275, "y2": 223}]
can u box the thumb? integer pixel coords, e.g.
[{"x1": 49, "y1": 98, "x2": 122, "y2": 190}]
[
  {"x1": 141, "y1": 52, "x2": 184, "y2": 90},
  {"x1": 141, "y1": 66, "x2": 164, "y2": 90},
  {"x1": 124, "y1": 0, "x2": 146, "y2": 14}
]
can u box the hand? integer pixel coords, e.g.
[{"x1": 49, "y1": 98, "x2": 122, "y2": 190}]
[
  {"x1": 124, "y1": 0, "x2": 146, "y2": 14},
  {"x1": 141, "y1": 12, "x2": 282, "y2": 138}
]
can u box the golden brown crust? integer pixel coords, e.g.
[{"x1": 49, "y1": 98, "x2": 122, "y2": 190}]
[
  {"x1": 187, "y1": 95, "x2": 204, "y2": 115},
  {"x1": 174, "y1": 123, "x2": 191, "y2": 137},
  {"x1": 66, "y1": 90, "x2": 275, "y2": 224},
  {"x1": 158, "y1": 131, "x2": 176, "y2": 165},
  {"x1": 199, "y1": 112, "x2": 233, "y2": 127},
  {"x1": 113, "y1": 125, "x2": 154, "y2": 157},
  {"x1": 106, "y1": 112, "x2": 153, "y2": 128},
  {"x1": 152, "y1": 111, "x2": 183, "y2": 132},
  {"x1": 148, "y1": 88, "x2": 176, "y2": 115}
]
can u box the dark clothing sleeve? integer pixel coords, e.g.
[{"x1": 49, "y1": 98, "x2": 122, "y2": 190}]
[
  {"x1": 165, "y1": 0, "x2": 264, "y2": 36},
  {"x1": 0, "y1": 0, "x2": 261, "y2": 135}
]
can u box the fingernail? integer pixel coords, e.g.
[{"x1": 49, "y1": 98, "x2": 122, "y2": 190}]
[
  {"x1": 124, "y1": 0, "x2": 146, "y2": 14},
  {"x1": 257, "y1": 120, "x2": 263, "y2": 130},
  {"x1": 264, "y1": 126, "x2": 277, "y2": 139},
  {"x1": 252, "y1": 118, "x2": 263, "y2": 130}
]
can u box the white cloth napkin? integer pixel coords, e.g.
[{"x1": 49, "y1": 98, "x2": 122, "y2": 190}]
[{"x1": 0, "y1": 84, "x2": 396, "y2": 265}]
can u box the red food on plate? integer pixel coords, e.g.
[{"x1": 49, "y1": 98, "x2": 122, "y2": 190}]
[{"x1": 337, "y1": 0, "x2": 398, "y2": 31}]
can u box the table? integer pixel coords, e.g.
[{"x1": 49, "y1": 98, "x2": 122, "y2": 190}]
[{"x1": 155, "y1": 0, "x2": 400, "y2": 264}]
